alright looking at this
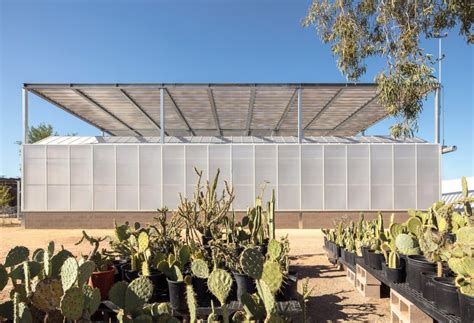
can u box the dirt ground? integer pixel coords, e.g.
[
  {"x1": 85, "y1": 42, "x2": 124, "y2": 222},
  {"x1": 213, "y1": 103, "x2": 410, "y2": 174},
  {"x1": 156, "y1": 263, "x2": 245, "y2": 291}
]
[{"x1": 0, "y1": 226, "x2": 390, "y2": 322}]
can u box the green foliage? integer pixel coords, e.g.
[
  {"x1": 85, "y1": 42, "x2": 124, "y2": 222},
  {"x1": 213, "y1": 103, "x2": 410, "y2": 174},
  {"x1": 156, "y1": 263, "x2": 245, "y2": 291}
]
[
  {"x1": 0, "y1": 185, "x2": 14, "y2": 208},
  {"x1": 207, "y1": 268, "x2": 233, "y2": 305},
  {"x1": 28, "y1": 123, "x2": 57, "y2": 143},
  {"x1": 303, "y1": 0, "x2": 472, "y2": 137},
  {"x1": 395, "y1": 233, "x2": 420, "y2": 256}
]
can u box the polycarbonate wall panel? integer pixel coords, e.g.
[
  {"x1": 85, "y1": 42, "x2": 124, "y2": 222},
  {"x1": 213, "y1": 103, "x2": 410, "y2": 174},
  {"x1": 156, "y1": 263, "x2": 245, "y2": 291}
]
[
  {"x1": 232, "y1": 145, "x2": 254, "y2": 210},
  {"x1": 417, "y1": 145, "x2": 440, "y2": 208},
  {"x1": 22, "y1": 143, "x2": 440, "y2": 212},
  {"x1": 324, "y1": 146, "x2": 346, "y2": 210}
]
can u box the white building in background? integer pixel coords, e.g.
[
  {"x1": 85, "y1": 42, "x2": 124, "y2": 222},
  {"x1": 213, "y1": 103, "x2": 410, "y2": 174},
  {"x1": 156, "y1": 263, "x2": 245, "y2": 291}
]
[{"x1": 20, "y1": 83, "x2": 441, "y2": 228}]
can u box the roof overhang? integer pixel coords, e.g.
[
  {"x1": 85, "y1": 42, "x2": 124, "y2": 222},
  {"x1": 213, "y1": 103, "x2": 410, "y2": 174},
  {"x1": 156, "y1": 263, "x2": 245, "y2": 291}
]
[{"x1": 25, "y1": 83, "x2": 388, "y2": 137}]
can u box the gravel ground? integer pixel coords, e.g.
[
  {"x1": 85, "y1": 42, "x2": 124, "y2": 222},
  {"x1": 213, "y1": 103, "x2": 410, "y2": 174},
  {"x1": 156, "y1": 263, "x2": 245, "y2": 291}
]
[{"x1": 0, "y1": 227, "x2": 390, "y2": 322}]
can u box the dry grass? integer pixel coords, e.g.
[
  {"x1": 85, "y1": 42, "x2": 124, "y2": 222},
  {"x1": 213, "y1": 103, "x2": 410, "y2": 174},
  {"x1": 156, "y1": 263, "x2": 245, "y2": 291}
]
[{"x1": 0, "y1": 228, "x2": 390, "y2": 321}]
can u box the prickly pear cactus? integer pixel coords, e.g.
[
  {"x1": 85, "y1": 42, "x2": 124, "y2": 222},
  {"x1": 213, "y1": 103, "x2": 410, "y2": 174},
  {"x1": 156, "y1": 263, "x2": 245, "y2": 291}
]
[
  {"x1": 389, "y1": 223, "x2": 404, "y2": 240},
  {"x1": 83, "y1": 285, "x2": 101, "y2": 318},
  {"x1": 60, "y1": 286, "x2": 84, "y2": 320},
  {"x1": 240, "y1": 292, "x2": 265, "y2": 320},
  {"x1": 78, "y1": 261, "x2": 95, "y2": 286},
  {"x1": 240, "y1": 247, "x2": 264, "y2": 280},
  {"x1": 125, "y1": 276, "x2": 153, "y2": 313},
  {"x1": 4, "y1": 246, "x2": 29, "y2": 268},
  {"x1": 388, "y1": 252, "x2": 399, "y2": 269},
  {"x1": 138, "y1": 231, "x2": 150, "y2": 252},
  {"x1": 0, "y1": 265, "x2": 8, "y2": 291},
  {"x1": 178, "y1": 245, "x2": 191, "y2": 265},
  {"x1": 456, "y1": 227, "x2": 474, "y2": 246},
  {"x1": 406, "y1": 217, "x2": 422, "y2": 237},
  {"x1": 31, "y1": 279, "x2": 63, "y2": 312},
  {"x1": 261, "y1": 261, "x2": 283, "y2": 294},
  {"x1": 109, "y1": 281, "x2": 128, "y2": 309},
  {"x1": 207, "y1": 268, "x2": 233, "y2": 305},
  {"x1": 184, "y1": 275, "x2": 197, "y2": 323},
  {"x1": 255, "y1": 280, "x2": 275, "y2": 315},
  {"x1": 51, "y1": 249, "x2": 74, "y2": 279},
  {"x1": 395, "y1": 233, "x2": 420, "y2": 255},
  {"x1": 232, "y1": 311, "x2": 246, "y2": 322},
  {"x1": 191, "y1": 259, "x2": 209, "y2": 279},
  {"x1": 267, "y1": 240, "x2": 282, "y2": 261},
  {"x1": 60, "y1": 257, "x2": 79, "y2": 291}
]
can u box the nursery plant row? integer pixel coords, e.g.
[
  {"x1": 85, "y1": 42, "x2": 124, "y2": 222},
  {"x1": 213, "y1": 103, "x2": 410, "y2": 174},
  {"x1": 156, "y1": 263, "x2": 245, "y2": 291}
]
[
  {"x1": 0, "y1": 170, "x2": 302, "y2": 323},
  {"x1": 323, "y1": 177, "x2": 474, "y2": 323}
]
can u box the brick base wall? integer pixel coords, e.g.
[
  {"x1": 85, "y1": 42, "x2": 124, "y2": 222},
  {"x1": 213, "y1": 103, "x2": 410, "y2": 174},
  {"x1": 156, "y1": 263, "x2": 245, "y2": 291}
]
[{"x1": 23, "y1": 211, "x2": 409, "y2": 229}]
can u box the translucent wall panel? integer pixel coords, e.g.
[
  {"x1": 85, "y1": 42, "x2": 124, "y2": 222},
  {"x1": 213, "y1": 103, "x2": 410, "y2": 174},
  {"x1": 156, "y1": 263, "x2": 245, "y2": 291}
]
[
  {"x1": 232, "y1": 145, "x2": 254, "y2": 210},
  {"x1": 139, "y1": 146, "x2": 161, "y2": 210},
  {"x1": 394, "y1": 145, "x2": 416, "y2": 209},
  {"x1": 209, "y1": 145, "x2": 231, "y2": 193},
  {"x1": 301, "y1": 145, "x2": 323, "y2": 209},
  {"x1": 324, "y1": 145, "x2": 346, "y2": 209},
  {"x1": 24, "y1": 146, "x2": 46, "y2": 210},
  {"x1": 371, "y1": 145, "x2": 393, "y2": 209},
  {"x1": 47, "y1": 145, "x2": 70, "y2": 210},
  {"x1": 93, "y1": 146, "x2": 115, "y2": 210},
  {"x1": 347, "y1": 145, "x2": 369, "y2": 209},
  {"x1": 70, "y1": 146, "x2": 92, "y2": 210},
  {"x1": 185, "y1": 145, "x2": 207, "y2": 198},
  {"x1": 116, "y1": 146, "x2": 139, "y2": 210},
  {"x1": 255, "y1": 145, "x2": 277, "y2": 204},
  {"x1": 163, "y1": 146, "x2": 185, "y2": 208},
  {"x1": 278, "y1": 145, "x2": 300, "y2": 210},
  {"x1": 417, "y1": 145, "x2": 440, "y2": 208}
]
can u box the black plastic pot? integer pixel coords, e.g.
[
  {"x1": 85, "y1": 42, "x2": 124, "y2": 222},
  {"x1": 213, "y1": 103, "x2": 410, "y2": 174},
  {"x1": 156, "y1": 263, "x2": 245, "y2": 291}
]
[
  {"x1": 167, "y1": 279, "x2": 188, "y2": 312},
  {"x1": 362, "y1": 247, "x2": 370, "y2": 266},
  {"x1": 355, "y1": 255, "x2": 364, "y2": 266},
  {"x1": 233, "y1": 272, "x2": 256, "y2": 302},
  {"x1": 121, "y1": 263, "x2": 139, "y2": 283},
  {"x1": 382, "y1": 263, "x2": 404, "y2": 283},
  {"x1": 368, "y1": 251, "x2": 384, "y2": 270},
  {"x1": 277, "y1": 271, "x2": 298, "y2": 301},
  {"x1": 192, "y1": 277, "x2": 212, "y2": 307},
  {"x1": 458, "y1": 290, "x2": 474, "y2": 323},
  {"x1": 406, "y1": 255, "x2": 436, "y2": 290},
  {"x1": 340, "y1": 248, "x2": 346, "y2": 262},
  {"x1": 432, "y1": 277, "x2": 460, "y2": 316},
  {"x1": 113, "y1": 259, "x2": 129, "y2": 283},
  {"x1": 346, "y1": 251, "x2": 356, "y2": 267},
  {"x1": 144, "y1": 270, "x2": 168, "y2": 302},
  {"x1": 336, "y1": 245, "x2": 341, "y2": 258},
  {"x1": 420, "y1": 271, "x2": 436, "y2": 302}
]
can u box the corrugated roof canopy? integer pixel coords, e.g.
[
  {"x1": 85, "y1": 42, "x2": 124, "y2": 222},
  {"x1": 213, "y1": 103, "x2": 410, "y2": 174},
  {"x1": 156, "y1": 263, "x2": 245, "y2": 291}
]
[{"x1": 25, "y1": 83, "x2": 388, "y2": 137}]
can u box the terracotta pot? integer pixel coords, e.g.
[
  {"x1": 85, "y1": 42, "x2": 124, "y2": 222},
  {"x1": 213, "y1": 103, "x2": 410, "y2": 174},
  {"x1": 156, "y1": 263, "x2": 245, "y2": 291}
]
[{"x1": 89, "y1": 267, "x2": 115, "y2": 300}]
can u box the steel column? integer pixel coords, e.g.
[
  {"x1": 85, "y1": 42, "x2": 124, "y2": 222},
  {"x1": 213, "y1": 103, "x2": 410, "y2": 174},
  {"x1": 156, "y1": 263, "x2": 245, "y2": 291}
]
[
  {"x1": 297, "y1": 88, "x2": 303, "y2": 143},
  {"x1": 22, "y1": 88, "x2": 29, "y2": 144},
  {"x1": 160, "y1": 88, "x2": 165, "y2": 144},
  {"x1": 435, "y1": 87, "x2": 440, "y2": 144}
]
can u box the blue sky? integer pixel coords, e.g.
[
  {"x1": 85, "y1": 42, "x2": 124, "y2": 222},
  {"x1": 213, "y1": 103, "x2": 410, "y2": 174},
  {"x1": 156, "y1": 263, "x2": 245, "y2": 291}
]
[{"x1": 0, "y1": 0, "x2": 472, "y2": 179}]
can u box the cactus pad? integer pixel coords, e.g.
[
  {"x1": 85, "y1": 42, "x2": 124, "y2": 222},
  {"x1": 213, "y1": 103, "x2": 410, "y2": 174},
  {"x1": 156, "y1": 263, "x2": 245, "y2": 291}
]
[
  {"x1": 267, "y1": 240, "x2": 282, "y2": 261},
  {"x1": 51, "y1": 249, "x2": 74, "y2": 279},
  {"x1": 395, "y1": 234, "x2": 415, "y2": 251},
  {"x1": 406, "y1": 217, "x2": 422, "y2": 237},
  {"x1": 207, "y1": 268, "x2": 233, "y2": 304},
  {"x1": 31, "y1": 279, "x2": 63, "y2": 312},
  {"x1": 83, "y1": 285, "x2": 101, "y2": 317},
  {"x1": 60, "y1": 286, "x2": 84, "y2": 320},
  {"x1": 138, "y1": 231, "x2": 150, "y2": 252},
  {"x1": 78, "y1": 261, "x2": 96, "y2": 286},
  {"x1": 109, "y1": 281, "x2": 127, "y2": 309},
  {"x1": 4, "y1": 246, "x2": 29, "y2": 268},
  {"x1": 0, "y1": 265, "x2": 8, "y2": 292},
  {"x1": 0, "y1": 300, "x2": 13, "y2": 320},
  {"x1": 61, "y1": 257, "x2": 79, "y2": 291},
  {"x1": 261, "y1": 261, "x2": 283, "y2": 293},
  {"x1": 457, "y1": 227, "x2": 474, "y2": 246},
  {"x1": 125, "y1": 276, "x2": 153, "y2": 312},
  {"x1": 178, "y1": 245, "x2": 191, "y2": 265},
  {"x1": 191, "y1": 259, "x2": 209, "y2": 279},
  {"x1": 389, "y1": 223, "x2": 404, "y2": 240},
  {"x1": 240, "y1": 247, "x2": 264, "y2": 280},
  {"x1": 256, "y1": 280, "x2": 275, "y2": 315},
  {"x1": 240, "y1": 292, "x2": 265, "y2": 320}
]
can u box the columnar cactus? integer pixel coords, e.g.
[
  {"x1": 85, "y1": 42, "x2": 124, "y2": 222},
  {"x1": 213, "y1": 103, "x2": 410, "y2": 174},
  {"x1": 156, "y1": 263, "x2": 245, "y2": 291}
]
[
  {"x1": 267, "y1": 240, "x2": 282, "y2": 261},
  {"x1": 184, "y1": 275, "x2": 197, "y2": 323}
]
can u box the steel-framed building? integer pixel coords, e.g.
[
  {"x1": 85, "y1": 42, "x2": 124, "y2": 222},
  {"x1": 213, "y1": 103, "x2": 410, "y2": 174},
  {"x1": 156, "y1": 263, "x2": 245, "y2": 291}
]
[{"x1": 21, "y1": 83, "x2": 440, "y2": 228}]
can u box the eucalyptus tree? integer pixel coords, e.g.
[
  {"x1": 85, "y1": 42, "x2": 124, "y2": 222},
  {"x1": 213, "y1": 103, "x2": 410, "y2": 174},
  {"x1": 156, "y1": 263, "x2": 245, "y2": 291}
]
[{"x1": 303, "y1": 0, "x2": 472, "y2": 137}]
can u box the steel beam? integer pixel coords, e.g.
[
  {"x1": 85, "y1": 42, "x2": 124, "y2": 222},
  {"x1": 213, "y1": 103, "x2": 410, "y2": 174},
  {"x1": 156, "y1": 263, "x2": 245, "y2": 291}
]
[
  {"x1": 327, "y1": 95, "x2": 379, "y2": 135},
  {"x1": 246, "y1": 87, "x2": 256, "y2": 136},
  {"x1": 304, "y1": 88, "x2": 344, "y2": 129},
  {"x1": 73, "y1": 89, "x2": 141, "y2": 136},
  {"x1": 164, "y1": 89, "x2": 196, "y2": 136},
  {"x1": 207, "y1": 88, "x2": 222, "y2": 136},
  {"x1": 119, "y1": 89, "x2": 167, "y2": 135},
  {"x1": 22, "y1": 88, "x2": 29, "y2": 144},
  {"x1": 297, "y1": 88, "x2": 303, "y2": 143},
  {"x1": 160, "y1": 88, "x2": 165, "y2": 144},
  {"x1": 274, "y1": 89, "x2": 298, "y2": 134}
]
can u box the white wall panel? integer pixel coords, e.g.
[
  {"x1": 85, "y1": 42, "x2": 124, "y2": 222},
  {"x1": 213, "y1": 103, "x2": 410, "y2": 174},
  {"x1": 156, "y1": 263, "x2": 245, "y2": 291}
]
[
  {"x1": 417, "y1": 145, "x2": 440, "y2": 208},
  {"x1": 185, "y1": 145, "x2": 207, "y2": 198},
  {"x1": 232, "y1": 145, "x2": 254, "y2": 209},
  {"x1": 324, "y1": 145, "x2": 346, "y2": 209},
  {"x1": 347, "y1": 145, "x2": 369, "y2": 209},
  {"x1": 301, "y1": 145, "x2": 323, "y2": 209},
  {"x1": 163, "y1": 146, "x2": 185, "y2": 207},
  {"x1": 71, "y1": 185, "x2": 93, "y2": 210},
  {"x1": 371, "y1": 145, "x2": 393, "y2": 209},
  {"x1": 255, "y1": 145, "x2": 277, "y2": 204},
  {"x1": 394, "y1": 145, "x2": 416, "y2": 209},
  {"x1": 139, "y1": 146, "x2": 161, "y2": 209},
  {"x1": 278, "y1": 145, "x2": 299, "y2": 210},
  {"x1": 70, "y1": 146, "x2": 92, "y2": 185},
  {"x1": 209, "y1": 145, "x2": 231, "y2": 193},
  {"x1": 47, "y1": 185, "x2": 70, "y2": 210}
]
